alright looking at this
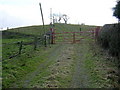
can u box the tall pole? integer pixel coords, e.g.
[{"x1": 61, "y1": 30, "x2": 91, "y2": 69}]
[
  {"x1": 50, "y1": 8, "x2": 52, "y2": 24},
  {"x1": 39, "y1": 3, "x2": 47, "y2": 47},
  {"x1": 39, "y1": 3, "x2": 45, "y2": 34}
]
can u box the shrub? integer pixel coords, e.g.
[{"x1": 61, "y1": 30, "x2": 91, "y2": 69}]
[{"x1": 98, "y1": 24, "x2": 120, "y2": 57}]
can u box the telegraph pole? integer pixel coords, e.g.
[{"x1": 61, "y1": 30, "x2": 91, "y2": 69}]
[
  {"x1": 39, "y1": 3, "x2": 47, "y2": 47},
  {"x1": 39, "y1": 3, "x2": 45, "y2": 34},
  {"x1": 50, "y1": 8, "x2": 52, "y2": 24},
  {"x1": 49, "y1": 8, "x2": 54, "y2": 44}
]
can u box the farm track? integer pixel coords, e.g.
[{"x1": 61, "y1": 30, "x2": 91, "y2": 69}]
[
  {"x1": 12, "y1": 42, "x2": 92, "y2": 88},
  {"x1": 10, "y1": 43, "x2": 87, "y2": 88}
]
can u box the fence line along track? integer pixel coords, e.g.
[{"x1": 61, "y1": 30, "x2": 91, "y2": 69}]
[
  {"x1": 2, "y1": 34, "x2": 52, "y2": 60},
  {"x1": 2, "y1": 26, "x2": 100, "y2": 60}
]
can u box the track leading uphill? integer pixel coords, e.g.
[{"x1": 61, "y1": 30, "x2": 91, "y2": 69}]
[{"x1": 2, "y1": 23, "x2": 119, "y2": 88}]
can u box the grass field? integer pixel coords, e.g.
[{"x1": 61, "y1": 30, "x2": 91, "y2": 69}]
[{"x1": 2, "y1": 23, "x2": 119, "y2": 88}]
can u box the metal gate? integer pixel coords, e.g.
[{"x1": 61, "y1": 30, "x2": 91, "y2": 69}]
[
  {"x1": 52, "y1": 27, "x2": 100, "y2": 44},
  {"x1": 52, "y1": 31, "x2": 91, "y2": 44}
]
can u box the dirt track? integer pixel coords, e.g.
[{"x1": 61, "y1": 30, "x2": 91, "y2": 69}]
[{"x1": 11, "y1": 42, "x2": 92, "y2": 88}]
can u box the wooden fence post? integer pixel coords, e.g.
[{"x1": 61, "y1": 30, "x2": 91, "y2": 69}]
[
  {"x1": 48, "y1": 35, "x2": 51, "y2": 47},
  {"x1": 19, "y1": 41, "x2": 23, "y2": 54},
  {"x1": 41, "y1": 35, "x2": 44, "y2": 46},
  {"x1": 51, "y1": 32, "x2": 54, "y2": 44},
  {"x1": 51, "y1": 28, "x2": 55, "y2": 44},
  {"x1": 80, "y1": 27, "x2": 81, "y2": 35},
  {"x1": 34, "y1": 37, "x2": 37, "y2": 50},
  {"x1": 95, "y1": 26, "x2": 100, "y2": 41},
  {"x1": 44, "y1": 35, "x2": 47, "y2": 47},
  {"x1": 53, "y1": 33, "x2": 55, "y2": 44},
  {"x1": 73, "y1": 33, "x2": 75, "y2": 43}
]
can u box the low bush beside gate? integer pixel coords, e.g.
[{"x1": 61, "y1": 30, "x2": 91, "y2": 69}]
[{"x1": 98, "y1": 23, "x2": 120, "y2": 58}]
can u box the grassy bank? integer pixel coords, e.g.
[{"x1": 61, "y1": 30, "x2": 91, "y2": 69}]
[{"x1": 84, "y1": 39, "x2": 119, "y2": 88}]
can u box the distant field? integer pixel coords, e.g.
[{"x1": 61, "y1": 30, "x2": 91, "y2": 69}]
[{"x1": 5, "y1": 25, "x2": 50, "y2": 35}]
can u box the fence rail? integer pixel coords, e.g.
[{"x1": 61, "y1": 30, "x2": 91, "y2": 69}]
[
  {"x1": 54, "y1": 31, "x2": 95, "y2": 34},
  {"x1": 2, "y1": 34, "x2": 52, "y2": 60}
]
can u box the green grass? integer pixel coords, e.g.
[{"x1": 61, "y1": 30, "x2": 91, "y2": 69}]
[
  {"x1": 2, "y1": 45, "x2": 58, "y2": 88},
  {"x1": 84, "y1": 51, "x2": 101, "y2": 88},
  {"x1": 2, "y1": 38, "x2": 33, "y2": 44},
  {"x1": 6, "y1": 25, "x2": 50, "y2": 36},
  {"x1": 83, "y1": 40, "x2": 117, "y2": 88},
  {"x1": 55, "y1": 23, "x2": 95, "y2": 32},
  {"x1": 2, "y1": 44, "x2": 19, "y2": 59}
]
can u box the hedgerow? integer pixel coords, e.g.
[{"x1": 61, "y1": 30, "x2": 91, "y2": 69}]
[{"x1": 98, "y1": 24, "x2": 120, "y2": 58}]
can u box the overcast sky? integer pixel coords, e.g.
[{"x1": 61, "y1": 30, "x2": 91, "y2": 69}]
[{"x1": 0, "y1": 0, "x2": 118, "y2": 29}]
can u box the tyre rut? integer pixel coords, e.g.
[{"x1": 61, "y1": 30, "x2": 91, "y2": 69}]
[{"x1": 70, "y1": 44, "x2": 90, "y2": 88}]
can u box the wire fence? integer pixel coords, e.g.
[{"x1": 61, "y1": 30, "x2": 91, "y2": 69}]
[{"x1": 2, "y1": 33, "x2": 52, "y2": 60}]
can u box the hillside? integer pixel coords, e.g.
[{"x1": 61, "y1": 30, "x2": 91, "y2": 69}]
[{"x1": 2, "y1": 23, "x2": 119, "y2": 88}]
